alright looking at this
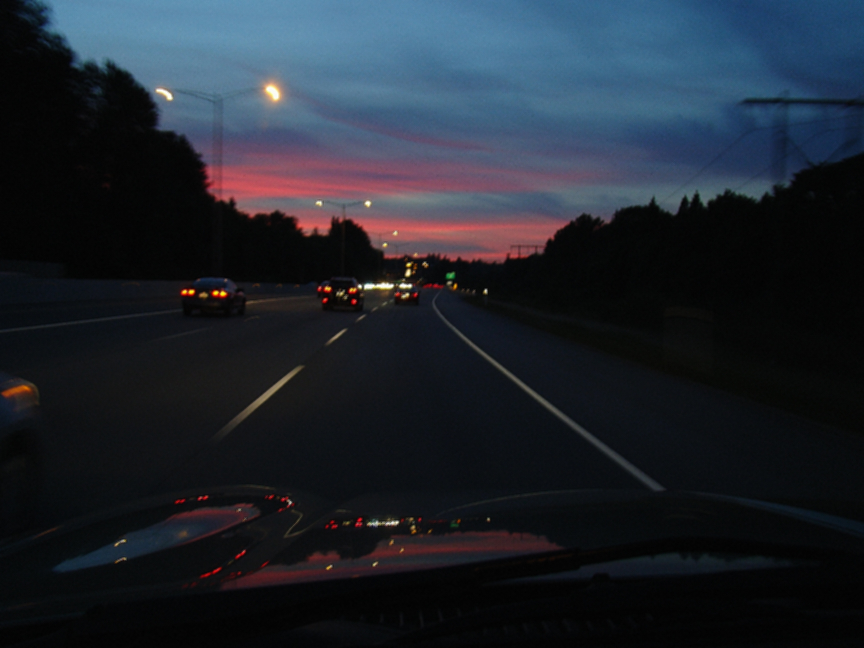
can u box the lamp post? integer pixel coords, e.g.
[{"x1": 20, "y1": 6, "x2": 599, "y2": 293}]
[
  {"x1": 315, "y1": 200, "x2": 372, "y2": 275},
  {"x1": 376, "y1": 230, "x2": 399, "y2": 249},
  {"x1": 375, "y1": 230, "x2": 399, "y2": 278},
  {"x1": 155, "y1": 84, "x2": 281, "y2": 275}
]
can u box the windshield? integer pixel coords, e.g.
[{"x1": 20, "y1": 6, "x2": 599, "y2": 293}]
[
  {"x1": 192, "y1": 279, "x2": 228, "y2": 290},
  {"x1": 1, "y1": 0, "x2": 863, "y2": 633}
]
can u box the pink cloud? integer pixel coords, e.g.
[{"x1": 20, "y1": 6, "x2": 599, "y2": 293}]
[
  {"x1": 213, "y1": 140, "x2": 595, "y2": 258},
  {"x1": 221, "y1": 144, "x2": 601, "y2": 201}
]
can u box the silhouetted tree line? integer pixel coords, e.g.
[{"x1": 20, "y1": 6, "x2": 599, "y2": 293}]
[
  {"x1": 1, "y1": 0, "x2": 380, "y2": 282},
  {"x1": 472, "y1": 153, "x2": 864, "y2": 377}
]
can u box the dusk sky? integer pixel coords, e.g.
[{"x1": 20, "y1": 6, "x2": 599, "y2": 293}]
[{"x1": 48, "y1": 1, "x2": 864, "y2": 260}]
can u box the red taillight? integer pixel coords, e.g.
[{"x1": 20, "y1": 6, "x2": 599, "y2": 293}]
[
  {"x1": 322, "y1": 297, "x2": 329, "y2": 304},
  {"x1": 348, "y1": 287, "x2": 357, "y2": 294},
  {"x1": 395, "y1": 291, "x2": 401, "y2": 298},
  {"x1": 351, "y1": 299, "x2": 357, "y2": 305},
  {"x1": 323, "y1": 286, "x2": 332, "y2": 293},
  {"x1": 181, "y1": 288, "x2": 195, "y2": 296}
]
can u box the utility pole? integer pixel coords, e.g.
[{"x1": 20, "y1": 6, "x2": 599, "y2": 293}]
[{"x1": 742, "y1": 96, "x2": 864, "y2": 185}]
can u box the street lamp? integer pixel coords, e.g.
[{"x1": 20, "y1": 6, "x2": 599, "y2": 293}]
[
  {"x1": 315, "y1": 200, "x2": 372, "y2": 275},
  {"x1": 375, "y1": 229, "x2": 399, "y2": 249},
  {"x1": 155, "y1": 83, "x2": 281, "y2": 274}
]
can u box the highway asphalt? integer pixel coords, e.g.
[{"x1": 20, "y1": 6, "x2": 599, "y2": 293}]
[{"x1": 2, "y1": 287, "x2": 863, "y2": 528}]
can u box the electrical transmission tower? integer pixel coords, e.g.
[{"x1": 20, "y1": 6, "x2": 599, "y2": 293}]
[
  {"x1": 508, "y1": 245, "x2": 542, "y2": 259},
  {"x1": 741, "y1": 96, "x2": 864, "y2": 184}
]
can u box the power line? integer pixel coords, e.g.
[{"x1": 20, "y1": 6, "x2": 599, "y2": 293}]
[
  {"x1": 741, "y1": 96, "x2": 864, "y2": 184},
  {"x1": 666, "y1": 110, "x2": 860, "y2": 205},
  {"x1": 663, "y1": 128, "x2": 761, "y2": 202}
]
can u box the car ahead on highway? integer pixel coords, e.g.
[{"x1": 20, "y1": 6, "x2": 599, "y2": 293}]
[
  {"x1": 316, "y1": 280, "x2": 330, "y2": 299},
  {"x1": 181, "y1": 278, "x2": 246, "y2": 317},
  {"x1": 1, "y1": 488, "x2": 863, "y2": 646},
  {"x1": 394, "y1": 281, "x2": 420, "y2": 305},
  {"x1": 321, "y1": 277, "x2": 364, "y2": 311},
  {"x1": 0, "y1": 373, "x2": 40, "y2": 536}
]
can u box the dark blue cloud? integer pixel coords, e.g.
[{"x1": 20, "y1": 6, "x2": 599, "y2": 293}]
[{"x1": 47, "y1": 0, "x2": 864, "y2": 259}]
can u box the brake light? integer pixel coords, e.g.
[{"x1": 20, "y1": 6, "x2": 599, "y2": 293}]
[
  {"x1": 322, "y1": 297, "x2": 329, "y2": 304},
  {"x1": 348, "y1": 287, "x2": 357, "y2": 294},
  {"x1": 212, "y1": 290, "x2": 228, "y2": 298},
  {"x1": 395, "y1": 291, "x2": 401, "y2": 298},
  {"x1": 351, "y1": 299, "x2": 357, "y2": 305},
  {"x1": 181, "y1": 288, "x2": 195, "y2": 296},
  {"x1": 324, "y1": 286, "x2": 332, "y2": 293}
]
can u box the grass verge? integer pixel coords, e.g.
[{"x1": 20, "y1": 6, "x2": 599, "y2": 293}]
[{"x1": 465, "y1": 294, "x2": 864, "y2": 437}]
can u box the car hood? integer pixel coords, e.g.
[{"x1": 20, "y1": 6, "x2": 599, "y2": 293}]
[{"x1": 1, "y1": 487, "x2": 863, "y2": 627}]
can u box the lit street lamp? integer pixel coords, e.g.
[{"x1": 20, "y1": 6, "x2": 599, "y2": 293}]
[
  {"x1": 315, "y1": 200, "x2": 372, "y2": 275},
  {"x1": 376, "y1": 229, "x2": 399, "y2": 250},
  {"x1": 155, "y1": 84, "x2": 281, "y2": 274}
]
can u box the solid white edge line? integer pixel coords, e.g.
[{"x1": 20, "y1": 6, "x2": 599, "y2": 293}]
[
  {"x1": 431, "y1": 291, "x2": 665, "y2": 492},
  {"x1": 0, "y1": 309, "x2": 179, "y2": 334},
  {"x1": 0, "y1": 295, "x2": 310, "y2": 335},
  {"x1": 210, "y1": 365, "x2": 305, "y2": 444},
  {"x1": 326, "y1": 328, "x2": 348, "y2": 346}
]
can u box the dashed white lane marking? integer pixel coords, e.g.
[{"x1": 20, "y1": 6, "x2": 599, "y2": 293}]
[
  {"x1": 326, "y1": 328, "x2": 348, "y2": 346},
  {"x1": 431, "y1": 291, "x2": 664, "y2": 492},
  {"x1": 153, "y1": 328, "x2": 208, "y2": 342},
  {"x1": 210, "y1": 365, "x2": 305, "y2": 444},
  {"x1": 246, "y1": 296, "x2": 308, "y2": 304},
  {"x1": 356, "y1": 314, "x2": 367, "y2": 323}
]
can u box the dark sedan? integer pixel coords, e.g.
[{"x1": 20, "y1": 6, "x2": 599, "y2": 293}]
[
  {"x1": 394, "y1": 282, "x2": 420, "y2": 305},
  {"x1": 321, "y1": 277, "x2": 364, "y2": 311},
  {"x1": 0, "y1": 373, "x2": 41, "y2": 535},
  {"x1": 181, "y1": 278, "x2": 246, "y2": 316}
]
